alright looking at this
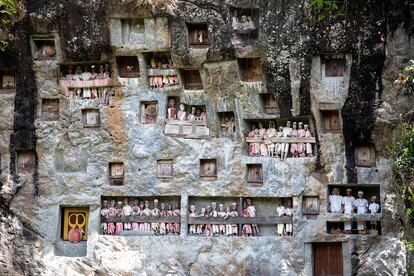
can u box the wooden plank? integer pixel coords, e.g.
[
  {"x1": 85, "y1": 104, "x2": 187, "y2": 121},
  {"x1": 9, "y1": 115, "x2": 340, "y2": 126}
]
[
  {"x1": 246, "y1": 137, "x2": 316, "y2": 144},
  {"x1": 147, "y1": 69, "x2": 178, "y2": 76},
  {"x1": 166, "y1": 119, "x2": 207, "y2": 126},
  {"x1": 101, "y1": 216, "x2": 181, "y2": 223},
  {"x1": 188, "y1": 216, "x2": 292, "y2": 225}
]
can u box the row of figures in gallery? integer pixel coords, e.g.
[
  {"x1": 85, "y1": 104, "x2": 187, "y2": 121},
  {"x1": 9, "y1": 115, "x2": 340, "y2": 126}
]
[
  {"x1": 62, "y1": 64, "x2": 111, "y2": 83},
  {"x1": 60, "y1": 64, "x2": 114, "y2": 102},
  {"x1": 247, "y1": 121, "x2": 313, "y2": 159},
  {"x1": 148, "y1": 55, "x2": 178, "y2": 89},
  {"x1": 232, "y1": 11, "x2": 256, "y2": 31},
  {"x1": 100, "y1": 198, "x2": 181, "y2": 235},
  {"x1": 329, "y1": 188, "x2": 380, "y2": 233},
  {"x1": 167, "y1": 99, "x2": 206, "y2": 121},
  {"x1": 188, "y1": 199, "x2": 293, "y2": 237}
]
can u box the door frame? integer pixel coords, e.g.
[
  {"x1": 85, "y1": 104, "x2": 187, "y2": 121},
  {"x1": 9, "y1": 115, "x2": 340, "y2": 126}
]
[{"x1": 304, "y1": 241, "x2": 351, "y2": 276}]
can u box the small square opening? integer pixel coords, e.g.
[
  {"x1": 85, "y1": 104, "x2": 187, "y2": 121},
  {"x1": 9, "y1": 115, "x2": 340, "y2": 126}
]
[
  {"x1": 16, "y1": 150, "x2": 36, "y2": 174},
  {"x1": 200, "y1": 159, "x2": 217, "y2": 181},
  {"x1": 247, "y1": 164, "x2": 263, "y2": 186},
  {"x1": 109, "y1": 162, "x2": 124, "y2": 185},
  {"x1": 41, "y1": 99, "x2": 59, "y2": 121},
  {"x1": 355, "y1": 144, "x2": 376, "y2": 167},
  {"x1": 261, "y1": 94, "x2": 279, "y2": 115},
  {"x1": 61, "y1": 207, "x2": 89, "y2": 242},
  {"x1": 322, "y1": 54, "x2": 345, "y2": 77},
  {"x1": 121, "y1": 18, "x2": 145, "y2": 44},
  {"x1": 321, "y1": 110, "x2": 341, "y2": 133},
  {"x1": 302, "y1": 196, "x2": 320, "y2": 219},
  {"x1": 157, "y1": 160, "x2": 173, "y2": 181},
  {"x1": 219, "y1": 112, "x2": 236, "y2": 134},
  {"x1": 0, "y1": 72, "x2": 15, "y2": 91},
  {"x1": 31, "y1": 35, "x2": 57, "y2": 60},
  {"x1": 117, "y1": 56, "x2": 140, "y2": 78},
  {"x1": 141, "y1": 101, "x2": 158, "y2": 124},
  {"x1": 182, "y1": 70, "x2": 203, "y2": 90},
  {"x1": 238, "y1": 58, "x2": 263, "y2": 82},
  {"x1": 82, "y1": 109, "x2": 100, "y2": 128},
  {"x1": 188, "y1": 24, "x2": 209, "y2": 48}
]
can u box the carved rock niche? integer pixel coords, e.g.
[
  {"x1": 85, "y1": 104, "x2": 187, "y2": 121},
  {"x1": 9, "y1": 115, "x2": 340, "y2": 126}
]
[
  {"x1": 157, "y1": 159, "x2": 173, "y2": 181},
  {"x1": 0, "y1": 72, "x2": 15, "y2": 93},
  {"x1": 200, "y1": 159, "x2": 217, "y2": 181},
  {"x1": 109, "y1": 162, "x2": 124, "y2": 185},
  {"x1": 82, "y1": 109, "x2": 100, "y2": 128},
  {"x1": 219, "y1": 112, "x2": 236, "y2": 134},
  {"x1": 262, "y1": 93, "x2": 279, "y2": 115},
  {"x1": 141, "y1": 101, "x2": 157, "y2": 124},
  {"x1": 42, "y1": 99, "x2": 59, "y2": 121},
  {"x1": 16, "y1": 150, "x2": 36, "y2": 174},
  {"x1": 302, "y1": 196, "x2": 320, "y2": 219},
  {"x1": 121, "y1": 18, "x2": 145, "y2": 44},
  {"x1": 354, "y1": 144, "x2": 376, "y2": 167},
  {"x1": 117, "y1": 56, "x2": 140, "y2": 78},
  {"x1": 182, "y1": 70, "x2": 203, "y2": 90},
  {"x1": 31, "y1": 35, "x2": 57, "y2": 61},
  {"x1": 247, "y1": 164, "x2": 263, "y2": 186},
  {"x1": 322, "y1": 54, "x2": 345, "y2": 78},
  {"x1": 321, "y1": 110, "x2": 341, "y2": 133},
  {"x1": 239, "y1": 58, "x2": 263, "y2": 82},
  {"x1": 187, "y1": 24, "x2": 209, "y2": 48}
]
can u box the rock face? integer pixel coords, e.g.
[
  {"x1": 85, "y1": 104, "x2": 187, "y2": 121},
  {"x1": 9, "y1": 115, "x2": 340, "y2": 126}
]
[{"x1": 0, "y1": 0, "x2": 413, "y2": 275}]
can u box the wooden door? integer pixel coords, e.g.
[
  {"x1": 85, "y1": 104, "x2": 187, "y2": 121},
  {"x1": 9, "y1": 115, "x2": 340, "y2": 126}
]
[{"x1": 313, "y1": 243, "x2": 343, "y2": 276}]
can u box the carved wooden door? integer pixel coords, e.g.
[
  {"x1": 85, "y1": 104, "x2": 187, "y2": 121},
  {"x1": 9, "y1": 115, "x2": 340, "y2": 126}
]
[{"x1": 313, "y1": 243, "x2": 343, "y2": 276}]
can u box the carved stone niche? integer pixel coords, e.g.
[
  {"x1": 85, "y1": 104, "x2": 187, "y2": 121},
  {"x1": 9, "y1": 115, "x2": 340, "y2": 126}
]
[
  {"x1": 116, "y1": 56, "x2": 140, "y2": 78},
  {"x1": 31, "y1": 35, "x2": 57, "y2": 61},
  {"x1": 238, "y1": 58, "x2": 263, "y2": 82},
  {"x1": 354, "y1": 144, "x2": 376, "y2": 167},
  {"x1": 200, "y1": 159, "x2": 217, "y2": 181},
  {"x1": 230, "y1": 8, "x2": 259, "y2": 47},
  {"x1": 302, "y1": 196, "x2": 320, "y2": 219},
  {"x1": 41, "y1": 99, "x2": 59, "y2": 121},
  {"x1": 219, "y1": 112, "x2": 236, "y2": 134},
  {"x1": 182, "y1": 70, "x2": 203, "y2": 90},
  {"x1": 82, "y1": 109, "x2": 100, "y2": 128},
  {"x1": 62, "y1": 207, "x2": 89, "y2": 241},
  {"x1": 322, "y1": 54, "x2": 345, "y2": 78},
  {"x1": 262, "y1": 93, "x2": 279, "y2": 115},
  {"x1": 109, "y1": 162, "x2": 124, "y2": 185},
  {"x1": 247, "y1": 164, "x2": 263, "y2": 186},
  {"x1": 121, "y1": 18, "x2": 145, "y2": 44},
  {"x1": 157, "y1": 159, "x2": 173, "y2": 181},
  {"x1": 321, "y1": 110, "x2": 341, "y2": 133},
  {"x1": 0, "y1": 71, "x2": 15, "y2": 93},
  {"x1": 187, "y1": 24, "x2": 209, "y2": 48},
  {"x1": 16, "y1": 150, "x2": 36, "y2": 174},
  {"x1": 141, "y1": 101, "x2": 157, "y2": 124}
]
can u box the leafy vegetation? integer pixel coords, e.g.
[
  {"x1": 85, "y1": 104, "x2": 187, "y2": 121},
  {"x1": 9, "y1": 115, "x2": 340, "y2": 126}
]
[
  {"x1": 307, "y1": 0, "x2": 344, "y2": 22},
  {"x1": 395, "y1": 60, "x2": 414, "y2": 96},
  {"x1": 0, "y1": 0, "x2": 24, "y2": 50},
  {"x1": 391, "y1": 122, "x2": 414, "y2": 272},
  {"x1": 123, "y1": 0, "x2": 177, "y2": 15}
]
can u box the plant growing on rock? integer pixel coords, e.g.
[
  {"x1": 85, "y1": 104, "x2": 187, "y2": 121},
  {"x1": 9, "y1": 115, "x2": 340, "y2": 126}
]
[
  {"x1": 391, "y1": 120, "x2": 414, "y2": 274},
  {"x1": 120, "y1": 0, "x2": 177, "y2": 15},
  {"x1": 0, "y1": 0, "x2": 25, "y2": 50},
  {"x1": 395, "y1": 60, "x2": 414, "y2": 96},
  {"x1": 307, "y1": 0, "x2": 344, "y2": 22}
]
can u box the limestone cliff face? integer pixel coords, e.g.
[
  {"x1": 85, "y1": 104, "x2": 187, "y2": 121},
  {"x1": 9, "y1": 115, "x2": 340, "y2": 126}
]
[{"x1": 0, "y1": 0, "x2": 413, "y2": 275}]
